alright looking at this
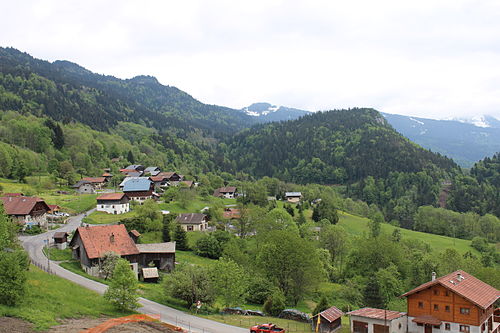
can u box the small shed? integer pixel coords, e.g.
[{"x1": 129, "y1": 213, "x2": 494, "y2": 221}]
[
  {"x1": 312, "y1": 306, "x2": 344, "y2": 333},
  {"x1": 53, "y1": 232, "x2": 69, "y2": 249},
  {"x1": 141, "y1": 267, "x2": 159, "y2": 283}
]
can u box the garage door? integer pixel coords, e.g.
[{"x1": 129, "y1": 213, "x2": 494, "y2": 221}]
[
  {"x1": 353, "y1": 321, "x2": 369, "y2": 333},
  {"x1": 374, "y1": 324, "x2": 389, "y2": 333}
]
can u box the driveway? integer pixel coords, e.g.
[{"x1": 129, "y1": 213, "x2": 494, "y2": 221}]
[{"x1": 20, "y1": 211, "x2": 247, "y2": 333}]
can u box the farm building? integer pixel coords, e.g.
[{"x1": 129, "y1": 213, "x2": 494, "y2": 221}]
[
  {"x1": 81, "y1": 177, "x2": 108, "y2": 189},
  {"x1": 72, "y1": 180, "x2": 95, "y2": 194},
  {"x1": 53, "y1": 232, "x2": 69, "y2": 249},
  {"x1": 0, "y1": 196, "x2": 50, "y2": 228},
  {"x1": 213, "y1": 186, "x2": 237, "y2": 199},
  {"x1": 312, "y1": 306, "x2": 344, "y2": 333},
  {"x1": 96, "y1": 192, "x2": 130, "y2": 214},
  {"x1": 285, "y1": 192, "x2": 302, "y2": 203},
  {"x1": 136, "y1": 242, "x2": 176, "y2": 272}
]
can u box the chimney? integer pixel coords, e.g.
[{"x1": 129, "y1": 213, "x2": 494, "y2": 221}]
[
  {"x1": 110, "y1": 233, "x2": 115, "y2": 243},
  {"x1": 457, "y1": 272, "x2": 463, "y2": 281},
  {"x1": 432, "y1": 272, "x2": 436, "y2": 281}
]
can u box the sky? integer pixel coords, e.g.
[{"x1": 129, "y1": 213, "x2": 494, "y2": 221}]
[{"x1": 2, "y1": 0, "x2": 500, "y2": 120}]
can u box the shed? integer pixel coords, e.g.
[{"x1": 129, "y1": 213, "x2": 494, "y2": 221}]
[
  {"x1": 312, "y1": 306, "x2": 344, "y2": 333},
  {"x1": 53, "y1": 231, "x2": 69, "y2": 249},
  {"x1": 129, "y1": 229, "x2": 141, "y2": 243},
  {"x1": 141, "y1": 267, "x2": 159, "y2": 283}
]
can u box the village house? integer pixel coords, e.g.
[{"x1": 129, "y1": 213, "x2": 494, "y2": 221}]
[
  {"x1": 402, "y1": 270, "x2": 499, "y2": 333},
  {"x1": 53, "y1": 232, "x2": 69, "y2": 250},
  {"x1": 144, "y1": 166, "x2": 161, "y2": 176},
  {"x1": 81, "y1": 177, "x2": 108, "y2": 189},
  {"x1": 285, "y1": 192, "x2": 302, "y2": 203},
  {"x1": 223, "y1": 207, "x2": 241, "y2": 219},
  {"x1": 72, "y1": 180, "x2": 95, "y2": 194},
  {"x1": 69, "y1": 224, "x2": 175, "y2": 278},
  {"x1": 149, "y1": 175, "x2": 169, "y2": 189},
  {"x1": 101, "y1": 172, "x2": 113, "y2": 181},
  {"x1": 312, "y1": 306, "x2": 344, "y2": 333},
  {"x1": 47, "y1": 204, "x2": 61, "y2": 214},
  {"x1": 0, "y1": 196, "x2": 50, "y2": 228},
  {"x1": 180, "y1": 180, "x2": 194, "y2": 188},
  {"x1": 122, "y1": 177, "x2": 158, "y2": 203},
  {"x1": 213, "y1": 186, "x2": 237, "y2": 199},
  {"x1": 175, "y1": 213, "x2": 209, "y2": 231},
  {"x1": 126, "y1": 164, "x2": 145, "y2": 172},
  {"x1": 348, "y1": 308, "x2": 407, "y2": 333},
  {"x1": 157, "y1": 172, "x2": 184, "y2": 186},
  {"x1": 96, "y1": 192, "x2": 130, "y2": 214},
  {"x1": 120, "y1": 169, "x2": 143, "y2": 177}
]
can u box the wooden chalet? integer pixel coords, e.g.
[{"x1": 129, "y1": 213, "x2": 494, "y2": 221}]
[
  {"x1": 157, "y1": 172, "x2": 183, "y2": 185},
  {"x1": 0, "y1": 196, "x2": 50, "y2": 228},
  {"x1": 213, "y1": 186, "x2": 237, "y2": 199},
  {"x1": 122, "y1": 178, "x2": 158, "y2": 203},
  {"x1": 402, "y1": 270, "x2": 500, "y2": 333},
  {"x1": 312, "y1": 306, "x2": 344, "y2": 333},
  {"x1": 81, "y1": 177, "x2": 108, "y2": 189}
]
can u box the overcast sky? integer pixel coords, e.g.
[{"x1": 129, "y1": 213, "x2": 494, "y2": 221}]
[{"x1": 2, "y1": 0, "x2": 500, "y2": 119}]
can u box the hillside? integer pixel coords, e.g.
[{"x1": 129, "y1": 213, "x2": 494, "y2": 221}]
[
  {"x1": 382, "y1": 113, "x2": 500, "y2": 167},
  {"x1": 225, "y1": 109, "x2": 458, "y2": 184},
  {"x1": 241, "y1": 102, "x2": 311, "y2": 122}
]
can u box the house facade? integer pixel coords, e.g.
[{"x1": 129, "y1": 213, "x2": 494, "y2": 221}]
[
  {"x1": 175, "y1": 213, "x2": 209, "y2": 231},
  {"x1": 402, "y1": 271, "x2": 499, "y2": 333},
  {"x1": 122, "y1": 178, "x2": 157, "y2": 203},
  {"x1": 213, "y1": 186, "x2": 237, "y2": 199},
  {"x1": 81, "y1": 177, "x2": 107, "y2": 189},
  {"x1": 96, "y1": 193, "x2": 130, "y2": 214},
  {"x1": 0, "y1": 196, "x2": 50, "y2": 228},
  {"x1": 73, "y1": 180, "x2": 95, "y2": 194},
  {"x1": 348, "y1": 308, "x2": 408, "y2": 333},
  {"x1": 285, "y1": 192, "x2": 302, "y2": 203}
]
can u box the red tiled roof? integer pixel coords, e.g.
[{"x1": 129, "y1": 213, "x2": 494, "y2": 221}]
[
  {"x1": 223, "y1": 208, "x2": 241, "y2": 219},
  {"x1": 82, "y1": 177, "x2": 106, "y2": 183},
  {"x1": 96, "y1": 193, "x2": 127, "y2": 201},
  {"x1": 0, "y1": 196, "x2": 49, "y2": 216},
  {"x1": 71, "y1": 224, "x2": 139, "y2": 259},
  {"x1": 348, "y1": 308, "x2": 406, "y2": 321},
  {"x1": 401, "y1": 270, "x2": 500, "y2": 309},
  {"x1": 317, "y1": 306, "x2": 344, "y2": 322},
  {"x1": 3, "y1": 193, "x2": 23, "y2": 197}
]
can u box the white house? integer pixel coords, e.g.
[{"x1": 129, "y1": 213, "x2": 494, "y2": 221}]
[
  {"x1": 96, "y1": 192, "x2": 130, "y2": 214},
  {"x1": 348, "y1": 308, "x2": 407, "y2": 333},
  {"x1": 285, "y1": 192, "x2": 302, "y2": 203}
]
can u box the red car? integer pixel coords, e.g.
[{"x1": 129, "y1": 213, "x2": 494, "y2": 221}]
[{"x1": 250, "y1": 323, "x2": 286, "y2": 333}]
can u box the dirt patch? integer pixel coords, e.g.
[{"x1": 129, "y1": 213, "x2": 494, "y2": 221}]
[
  {"x1": 0, "y1": 317, "x2": 34, "y2": 333},
  {"x1": 107, "y1": 321, "x2": 177, "y2": 332},
  {"x1": 49, "y1": 318, "x2": 110, "y2": 332}
]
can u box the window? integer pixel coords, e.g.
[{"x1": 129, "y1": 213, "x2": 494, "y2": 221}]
[
  {"x1": 460, "y1": 325, "x2": 470, "y2": 333},
  {"x1": 398, "y1": 323, "x2": 402, "y2": 329},
  {"x1": 434, "y1": 326, "x2": 441, "y2": 329},
  {"x1": 418, "y1": 302, "x2": 424, "y2": 309},
  {"x1": 460, "y1": 308, "x2": 470, "y2": 315},
  {"x1": 434, "y1": 304, "x2": 439, "y2": 311},
  {"x1": 445, "y1": 305, "x2": 450, "y2": 312},
  {"x1": 445, "y1": 324, "x2": 451, "y2": 331},
  {"x1": 482, "y1": 324, "x2": 485, "y2": 331},
  {"x1": 445, "y1": 290, "x2": 450, "y2": 296},
  {"x1": 434, "y1": 290, "x2": 440, "y2": 296}
]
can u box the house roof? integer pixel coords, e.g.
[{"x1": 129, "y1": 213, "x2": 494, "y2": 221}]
[
  {"x1": 175, "y1": 213, "x2": 207, "y2": 224},
  {"x1": 70, "y1": 224, "x2": 139, "y2": 259},
  {"x1": 223, "y1": 208, "x2": 241, "y2": 219},
  {"x1": 72, "y1": 180, "x2": 92, "y2": 188},
  {"x1": 285, "y1": 192, "x2": 302, "y2": 197},
  {"x1": 3, "y1": 193, "x2": 23, "y2": 197},
  {"x1": 136, "y1": 242, "x2": 176, "y2": 253},
  {"x1": 126, "y1": 165, "x2": 144, "y2": 170},
  {"x1": 82, "y1": 177, "x2": 106, "y2": 183},
  {"x1": 48, "y1": 204, "x2": 60, "y2": 210},
  {"x1": 213, "y1": 186, "x2": 237, "y2": 196},
  {"x1": 123, "y1": 178, "x2": 152, "y2": 192},
  {"x1": 412, "y1": 315, "x2": 442, "y2": 326},
  {"x1": 96, "y1": 193, "x2": 127, "y2": 201},
  {"x1": 150, "y1": 175, "x2": 167, "y2": 182},
  {"x1": 401, "y1": 270, "x2": 500, "y2": 309},
  {"x1": 144, "y1": 167, "x2": 161, "y2": 176},
  {"x1": 347, "y1": 308, "x2": 406, "y2": 321},
  {"x1": 142, "y1": 267, "x2": 159, "y2": 279},
  {"x1": 53, "y1": 232, "x2": 68, "y2": 239},
  {"x1": 102, "y1": 172, "x2": 113, "y2": 177},
  {"x1": 119, "y1": 177, "x2": 141, "y2": 187},
  {"x1": 0, "y1": 196, "x2": 49, "y2": 216},
  {"x1": 314, "y1": 306, "x2": 344, "y2": 323},
  {"x1": 158, "y1": 172, "x2": 179, "y2": 179},
  {"x1": 125, "y1": 171, "x2": 143, "y2": 177}
]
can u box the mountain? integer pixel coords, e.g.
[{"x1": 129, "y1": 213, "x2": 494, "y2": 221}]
[
  {"x1": 241, "y1": 102, "x2": 311, "y2": 122},
  {"x1": 382, "y1": 113, "x2": 500, "y2": 167},
  {"x1": 451, "y1": 115, "x2": 500, "y2": 128},
  {"x1": 226, "y1": 108, "x2": 457, "y2": 184},
  {"x1": 0, "y1": 47, "x2": 256, "y2": 136}
]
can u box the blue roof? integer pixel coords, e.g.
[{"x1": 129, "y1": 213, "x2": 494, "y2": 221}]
[{"x1": 123, "y1": 178, "x2": 152, "y2": 192}]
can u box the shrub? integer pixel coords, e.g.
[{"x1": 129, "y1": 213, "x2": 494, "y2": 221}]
[{"x1": 263, "y1": 289, "x2": 286, "y2": 316}]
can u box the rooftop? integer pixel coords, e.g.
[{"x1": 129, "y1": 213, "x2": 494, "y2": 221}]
[
  {"x1": 136, "y1": 242, "x2": 176, "y2": 253},
  {"x1": 96, "y1": 193, "x2": 127, "y2": 201},
  {"x1": 315, "y1": 306, "x2": 344, "y2": 322},
  {"x1": 176, "y1": 213, "x2": 207, "y2": 224},
  {"x1": 348, "y1": 308, "x2": 406, "y2": 321},
  {"x1": 0, "y1": 196, "x2": 49, "y2": 215},
  {"x1": 122, "y1": 178, "x2": 152, "y2": 192}
]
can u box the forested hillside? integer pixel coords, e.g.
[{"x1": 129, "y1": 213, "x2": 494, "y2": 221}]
[{"x1": 226, "y1": 109, "x2": 457, "y2": 183}]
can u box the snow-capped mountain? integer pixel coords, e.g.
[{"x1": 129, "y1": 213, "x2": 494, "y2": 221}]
[
  {"x1": 241, "y1": 103, "x2": 311, "y2": 122},
  {"x1": 382, "y1": 113, "x2": 500, "y2": 167},
  {"x1": 449, "y1": 115, "x2": 500, "y2": 129}
]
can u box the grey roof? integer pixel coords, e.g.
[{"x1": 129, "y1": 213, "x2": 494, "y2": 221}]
[
  {"x1": 144, "y1": 167, "x2": 161, "y2": 176},
  {"x1": 126, "y1": 164, "x2": 144, "y2": 170},
  {"x1": 123, "y1": 177, "x2": 152, "y2": 192},
  {"x1": 119, "y1": 177, "x2": 143, "y2": 187},
  {"x1": 72, "y1": 180, "x2": 92, "y2": 188},
  {"x1": 285, "y1": 192, "x2": 302, "y2": 197},
  {"x1": 176, "y1": 213, "x2": 207, "y2": 224},
  {"x1": 136, "y1": 242, "x2": 176, "y2": 253},
  {"x1": 126, "y1": 171, "x2": 143, "y2": 177}
]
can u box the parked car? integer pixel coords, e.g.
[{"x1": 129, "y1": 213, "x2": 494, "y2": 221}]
[{"x1": 250, "y1": 323, "x2": 285, "y2": 333}]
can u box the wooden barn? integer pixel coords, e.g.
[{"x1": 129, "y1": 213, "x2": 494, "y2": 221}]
[{"x1": 312, "y1": 306, "x2": 344, "y2": 333}]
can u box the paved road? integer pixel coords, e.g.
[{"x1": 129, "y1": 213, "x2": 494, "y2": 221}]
[{"x1": 20, "y1": 211, "x2": 247, "y2": 333}]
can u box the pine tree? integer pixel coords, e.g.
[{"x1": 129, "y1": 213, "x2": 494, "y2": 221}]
[
  {"x1": 162, "y1": 215, "x2": 172, "y2": 242},
  {"x1": 313, "y1": 295, "x2": 330, "y2": 316},
  {"x1": 104, "y1": 259, "x2": 139, "y2": 310},
  {"x1": 127, "y1": 150, "x2": 135, "y2": 164},
  {"x1": 173, "y1": 223, "x2": 188, "y2": 250},
  {"x1": 364, "y1": 276, "x2": 385, "y2": 308}
]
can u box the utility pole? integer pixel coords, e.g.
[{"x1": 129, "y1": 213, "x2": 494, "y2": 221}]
[{"x1": 46, "y1": 237, "x2": 50, "y2": 272}]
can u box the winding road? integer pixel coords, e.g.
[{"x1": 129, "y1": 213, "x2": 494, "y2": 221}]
[{"x1": 20, "y1": 211, "x2": 247, "y2": 333}]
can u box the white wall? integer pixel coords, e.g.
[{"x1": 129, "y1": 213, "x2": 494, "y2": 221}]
[
  {"x1": 96, "y1": 203, "x2": 130, "y2": 214},
  {"x1": 350, "y1": 315, "x2": 407, "y2": 333},
  {"x1": 407, "y1": 316, "x2": 482, "y2": 333}
]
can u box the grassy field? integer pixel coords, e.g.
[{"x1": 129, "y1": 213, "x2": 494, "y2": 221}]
[
  {"x1": 42, "y1": 247, "x2": 73, "y2": 261},
  {"x1": 176, "y1": 250, "x2": 216, "y2": 267},
  {"x1": 83, "y1": 210, "x2": 136, "y2": 224},
  {"x1": 158, "y1": 196, "x2": 236, "y2": 215},
  {"x1": 0, "y1": 266, "x2": 132, "y2": 330},
  {"x1": 338, "y1": 212, "x2": 476, "y2": 255}
]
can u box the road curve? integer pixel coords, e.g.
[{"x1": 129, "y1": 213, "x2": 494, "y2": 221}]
[{"x1": 20, "y1": 211, "x2": 247, "y2": 333}]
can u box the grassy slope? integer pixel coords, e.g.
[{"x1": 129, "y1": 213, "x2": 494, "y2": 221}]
[
  {"x1": 337, "y1": 212, "x2": 476, "y2": 255},
  {"x1": 83, "y1": 210, "x2": 137, "y2": 224},
  {"x1": 0, "y1": 266, "x2": 131, "y2": 330}
]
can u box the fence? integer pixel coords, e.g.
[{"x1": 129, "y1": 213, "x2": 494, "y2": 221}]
[
  {"x1": 212, "y1": 314, "x2": 313, "y2": 333},
  {"x1": 32, "y1": 259, "x2": 55, "y2": 275}
]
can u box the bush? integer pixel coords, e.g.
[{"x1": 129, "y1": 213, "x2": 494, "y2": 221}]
[
  {"x1": 263, "y1": 289, "x2": 286, "y2": 316},
  {"x1": 195, "y1": 235, "x2": 222, "y2": 259},
  {"x1": 245, "y1": 275, "x2": 275, "y2": 305},
  {"x1": 313, "y1": 295, "x2": 330, "y2": 316}
]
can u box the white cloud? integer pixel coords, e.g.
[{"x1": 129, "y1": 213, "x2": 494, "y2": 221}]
[{"x1": 2, "y1": 0, "x2": 500, "y2": 119}]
